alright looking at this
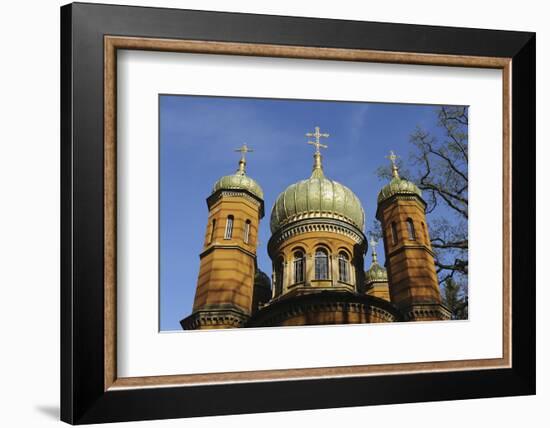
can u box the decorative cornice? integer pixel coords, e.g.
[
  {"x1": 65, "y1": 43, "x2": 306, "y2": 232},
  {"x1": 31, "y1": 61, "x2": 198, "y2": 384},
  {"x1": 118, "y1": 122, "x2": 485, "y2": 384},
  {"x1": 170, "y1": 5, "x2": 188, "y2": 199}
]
[
  {"x1": 253, "y1": 300, "x2": 397, "y2": 327},
  {"x1": 386, "y1": 243, "x2": 436, "y2": 259},
  {"x1": 247, "y1": 291, "x2": 401, "y2": 327},
  {"x1": 365, "y1": 278, "x2": 389, "y2": 287},
  {"x1": 272, "y1": 285, "x2": 356, "y2": 303},
  {"x1": 400, "y1": 303, "x2": 452, "y2": 321},
  {"x1": 200, "y1": 243, "x2": 257, "y2": 259},
  {"x1": 180, "y1": 305, "x2": 250, "y2": 330},
  {"x1": 207, "y1": 189, "x2": 265, "y2": 218},
  {"x1": 375, "y1": 193, "x2": 426, "y2": 220},
  {"x1": 268, "y1": 217, "x2": 366, "y2": 257},
  {"x1": 273, "y1": 210, "x2": 363, "y2": 233}
]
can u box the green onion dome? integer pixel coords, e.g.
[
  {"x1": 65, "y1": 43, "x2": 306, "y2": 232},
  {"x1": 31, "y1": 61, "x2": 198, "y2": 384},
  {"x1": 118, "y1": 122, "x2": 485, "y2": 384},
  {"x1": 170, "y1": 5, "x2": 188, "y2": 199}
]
[
  {"x1": 377, "y1": 176, "x2": 422, "y2": 204},
  {"x1": 364, "y1": 239, "x2": 387, "y2": 284},
  {"x1": 365, "y1": 262, "x2": 388, "y2": 283},
  {"x1": 270, "y1": 153, "x2": 365, "y2": 233},
  {"x1": 377, "y1": 151, "x2": 422, "y2": 204},
  {"x1": 212, "y1": 172, "x2": 263, "y2": 200},
  {"x1": 212, "y1": 148, "x2": 263, "y2": 200},
  {"x1": 254, "y1": 269, "x2": 272, "y2": 290}
]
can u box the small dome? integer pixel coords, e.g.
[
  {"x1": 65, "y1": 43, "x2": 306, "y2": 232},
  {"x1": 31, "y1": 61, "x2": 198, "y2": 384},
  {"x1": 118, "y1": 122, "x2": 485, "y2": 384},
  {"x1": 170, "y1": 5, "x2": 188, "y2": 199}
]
[
  {"x1": 212, "y1": 173, "x2": 263, "y2": 200},
  {"x1": 377, "y1": 176, "x2": 422, "y2": 204},
  {"x1": 365, "y1": 262, "x2": 388, "y2": 283},
  {"x1": 270, "y1": 175, "x2": 365, "y2": 233},
  {"x1": 254, "y1": 270, "x2": 271, "y2": 290}
]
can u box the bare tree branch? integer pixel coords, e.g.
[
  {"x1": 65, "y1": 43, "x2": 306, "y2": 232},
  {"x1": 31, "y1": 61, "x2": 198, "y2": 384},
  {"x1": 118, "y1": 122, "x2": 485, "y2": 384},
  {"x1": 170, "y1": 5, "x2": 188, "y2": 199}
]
[{"x1": 375, "y1": 106, "x2": 469, "y2": 292}]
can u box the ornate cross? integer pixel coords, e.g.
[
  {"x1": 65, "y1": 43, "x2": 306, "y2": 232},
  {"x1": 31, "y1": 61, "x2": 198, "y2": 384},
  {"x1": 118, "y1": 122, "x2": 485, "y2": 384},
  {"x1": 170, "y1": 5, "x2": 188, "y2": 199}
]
[
  {"x1": 369, "y1": 237, "x2": 379, "y2": 263},
  {"x1": 386, "y1": 150, "x2": 398, "y2": 166},
  {"x1": 235, "y1": 143, "x2": 253, "y2": 162},
  {"x1": 234, "y1": 144, "x2": 253, "y2": 174},
  {"x1": 386, "y1": 150, "x2": 400, "y2": 178},
  {"x1": 369, "y1": 237, "x2": 378, "y2": 250},
  {"x1": 306, "y1": 126, "x2": 329, "y2": 153}
]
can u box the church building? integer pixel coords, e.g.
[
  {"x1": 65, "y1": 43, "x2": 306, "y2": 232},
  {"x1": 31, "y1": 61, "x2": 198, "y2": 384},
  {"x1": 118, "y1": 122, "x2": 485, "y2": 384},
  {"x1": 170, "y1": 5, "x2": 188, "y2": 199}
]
[{"x1": 181, "y1": 127, "x2": 450, "y2": 330}]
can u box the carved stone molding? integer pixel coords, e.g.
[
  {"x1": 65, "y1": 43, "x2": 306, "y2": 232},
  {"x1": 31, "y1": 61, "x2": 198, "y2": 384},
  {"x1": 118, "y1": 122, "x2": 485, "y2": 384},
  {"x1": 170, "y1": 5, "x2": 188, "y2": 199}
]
[
  {"x1": 268, "y1": 218, "x2": 366, "y2": 257},
  {"x1": 181, "y1": 306, "x2": 250, "y2": 330},
  {"x1": 247, "y1": 291, "x2": 401, "y2": 327},
  {"x1": 207, "y1": 188, "x2": 265, "y2": 217},
  {"x1": 401, "y1": 303, "x2": 452, "y2": 321}
]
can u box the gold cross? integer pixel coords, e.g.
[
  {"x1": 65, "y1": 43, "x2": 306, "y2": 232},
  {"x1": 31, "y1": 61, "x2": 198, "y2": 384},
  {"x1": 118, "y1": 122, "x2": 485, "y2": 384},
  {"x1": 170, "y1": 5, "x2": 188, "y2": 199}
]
[
  {"x1": 386, "y1": 150, "x2": 398, "y2": 166},
  {"x1": 386, "y1": 150, "x2": 400, "y2": 178},
  {"x1": 306, "y1": 126, "x2": 329, "y2": 154},
  {"x1": 235, "y1": 143, "x2": 253, "y2": 162},
  {"x1": 369, "y1": 237, "x2": 379, "y2": 263},
  {"x1": 369, "y1": 237, "x2": 378, "y2": 249}
]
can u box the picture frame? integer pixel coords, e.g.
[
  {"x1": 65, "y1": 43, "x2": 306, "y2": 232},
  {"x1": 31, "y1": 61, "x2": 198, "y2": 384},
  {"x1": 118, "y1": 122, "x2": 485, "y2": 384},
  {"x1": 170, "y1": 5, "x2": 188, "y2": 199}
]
[{"x1": 60, "y1": 2, "x2": 535, "y2": 424}]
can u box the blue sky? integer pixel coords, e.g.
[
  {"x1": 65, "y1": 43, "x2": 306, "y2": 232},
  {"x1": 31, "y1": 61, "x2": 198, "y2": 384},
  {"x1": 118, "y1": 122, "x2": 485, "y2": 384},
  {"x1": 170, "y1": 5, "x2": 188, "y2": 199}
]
[{"x1": 160, "y1": 95, "x2": 450, "y2": 331}]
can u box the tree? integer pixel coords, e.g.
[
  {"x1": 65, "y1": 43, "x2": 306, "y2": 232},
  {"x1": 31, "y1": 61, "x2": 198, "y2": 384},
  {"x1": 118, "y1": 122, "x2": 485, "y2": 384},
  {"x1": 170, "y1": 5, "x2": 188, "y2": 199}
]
[
  {"x1": 375, "y1": 106, "x2": 468, "y2": 319},
  {"x1": 443, "y1": 277, "x2": 468, "y2": 320}
]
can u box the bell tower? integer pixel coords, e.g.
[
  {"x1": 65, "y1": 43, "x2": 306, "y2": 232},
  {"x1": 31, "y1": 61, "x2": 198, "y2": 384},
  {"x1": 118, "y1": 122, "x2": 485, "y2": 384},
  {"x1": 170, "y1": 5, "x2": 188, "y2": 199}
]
[
  {"x1": 376, "y1": 152, "x2": 450, "y2": 321},
  {"x1": 181, "y1": 145, "x2": 264, "y2": 329}
]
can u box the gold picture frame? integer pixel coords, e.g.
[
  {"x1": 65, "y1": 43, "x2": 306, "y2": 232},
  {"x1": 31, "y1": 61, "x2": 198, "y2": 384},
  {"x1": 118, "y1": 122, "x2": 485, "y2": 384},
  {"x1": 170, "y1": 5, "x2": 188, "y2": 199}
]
[{"x1": 104, "y1": 36, "x2": 511, "y2": 391}]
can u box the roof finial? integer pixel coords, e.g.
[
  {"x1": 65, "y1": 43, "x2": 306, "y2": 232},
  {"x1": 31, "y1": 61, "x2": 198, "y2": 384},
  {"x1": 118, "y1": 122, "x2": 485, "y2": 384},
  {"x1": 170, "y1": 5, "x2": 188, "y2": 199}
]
[
  {"x1": 386, "y1": 150, "x2": 400, "y2": 179},
  {"x1": 234, "y1": 143, "x2": 253, "y2": 175},
  {"x1": 306, "y1": 126, "x2": 329, "y2": 178},
  {"x1": 369, "y1": 237, "x2": 379, "y2": 264}
]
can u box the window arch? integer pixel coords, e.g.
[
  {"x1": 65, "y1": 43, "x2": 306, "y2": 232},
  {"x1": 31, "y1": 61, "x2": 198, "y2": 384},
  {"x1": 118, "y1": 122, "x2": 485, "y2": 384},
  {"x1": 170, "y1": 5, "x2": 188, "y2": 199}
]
[
  {"x1": 338, "y1": 251, "x2": 350, "y2": 283},
  {"x1": 391, "y1": 222, "x2": 398, "y2": 245},
  {"x1": 209, "y1": 219, "x2": 216, "y2": 243},
  {"x1": 293, "y1": 250, "x2": 305, "y2": 284},
  {"x1": 406, "y1": 218, "x2": 416, "y2": 241},
  {"x1": 275, "y1": 257, "x2": 284, "y2": 296},
  {"x1": 224, "y1": 215, "x2": 234, "y2": 240},
  {"x1": 314, "y1": 248, "x2": 330, "y2": 280},
  {"x1": 243, "y1": 219, "x2": 251, "y2": 244}
]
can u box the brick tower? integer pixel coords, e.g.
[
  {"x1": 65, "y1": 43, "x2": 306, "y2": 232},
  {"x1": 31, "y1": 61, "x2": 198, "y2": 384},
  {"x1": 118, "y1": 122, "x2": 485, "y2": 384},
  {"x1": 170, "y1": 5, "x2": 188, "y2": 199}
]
[
  {"x1": 376, "y1": 151, "x2": 450, "y2": 321},
  {"x1": 181, "y1": 145, "x2": 264, "y2": 329}
]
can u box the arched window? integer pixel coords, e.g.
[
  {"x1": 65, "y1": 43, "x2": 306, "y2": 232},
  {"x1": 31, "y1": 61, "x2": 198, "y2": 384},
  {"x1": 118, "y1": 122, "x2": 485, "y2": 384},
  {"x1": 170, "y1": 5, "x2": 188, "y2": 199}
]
[
  {"x1": 275, "y1": 257, "x2": 284, "y2": 295},
  {"x1": 293, "y1": 251, "x2": 305, "y2": 284},
  {"x1": 224, "y1": 215, "x2": 234, "y2": 240},
  {"x1": 391, "y1": 222, "x2": 398, "y2": 245},
  {"x1": 209, "y1": 219, "x2": 216, "y2": 243},
  {"x1": 243, "y1": 219, "x2": 251, "y2": 244},
  {"x1": 338, "y1": 252, "x2": 350, "y2": 283},
  {"x1": 314, "y1": 248, "x2": 329, "y2": 280},
  {"x1": 406, "y1": 218, "x2": 416, "y2": 240}
]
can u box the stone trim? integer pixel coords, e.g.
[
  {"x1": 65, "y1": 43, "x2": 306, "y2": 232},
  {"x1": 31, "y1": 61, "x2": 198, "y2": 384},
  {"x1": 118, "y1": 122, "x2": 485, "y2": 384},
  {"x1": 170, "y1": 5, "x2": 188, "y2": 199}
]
[
  {"x1": 401, "y1": 303, "x2": 452, "y2": 321},
  {"x1": 247, "y1": 292, "x2": 401, "y2": 327},
  {"x1": 181, "y1": 305, "x2": 250, "y2": 330},
  {"x1": 273, "y1": 210, "x2": 362, "y2": 232},
  {"x1": 207, "y1": 189, "x2": 265, "y2": 217},
  {"x1": 200, "y1": 244, "x2": 257, "y2": 259},
  {"x1": 268, "y1": 218, "x2": 366, "y2": 257},
  {"x1": 252, "y1": 301, "x2": 397, "y2": 326},
  {"x1": 375, "y1": 193, "x2": 427, "y2": 220},
  {"x1": 365, "y1": 278, "x2": 389, "y2": 287},
  {"x1": 386, "y1": 242, "x2": 436, "y2": 259}
]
